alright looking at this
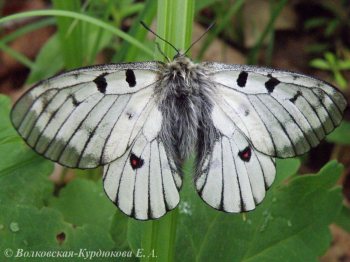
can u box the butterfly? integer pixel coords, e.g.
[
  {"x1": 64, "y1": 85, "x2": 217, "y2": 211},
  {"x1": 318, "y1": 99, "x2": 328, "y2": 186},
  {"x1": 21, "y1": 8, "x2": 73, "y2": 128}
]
[{"x1": 11, "y1": 22, "x2": 347, "y2": 220}]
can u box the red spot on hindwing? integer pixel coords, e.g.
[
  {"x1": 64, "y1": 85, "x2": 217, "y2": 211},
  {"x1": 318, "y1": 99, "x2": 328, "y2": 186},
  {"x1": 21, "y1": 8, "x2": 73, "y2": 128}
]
[
  {"x1": 130, "y1": 153, "x2": 144, "y2": 170},
  {"x1": 238, "y1": 147, "x2": 251, "y2": 162}
]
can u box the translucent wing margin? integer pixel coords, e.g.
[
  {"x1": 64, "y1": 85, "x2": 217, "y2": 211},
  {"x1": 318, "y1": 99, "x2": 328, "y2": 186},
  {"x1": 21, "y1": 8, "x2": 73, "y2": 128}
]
[
  {"x1": 204, "y1": 62, "x2": 347, "y2": 158},
  {"x1": 11, "y1": 62, "x2": 165, "y2": 168}
]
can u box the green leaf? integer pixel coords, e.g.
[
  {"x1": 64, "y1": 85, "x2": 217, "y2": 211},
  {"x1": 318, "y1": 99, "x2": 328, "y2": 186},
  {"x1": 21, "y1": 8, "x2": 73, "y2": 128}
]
[
  {"x1": 326, "y1": 121, "x2": 350, "y2": 144},
  {"x1": 334, "y1": 205, "x2": 350, "y2": 233},
  {"x1": 273, "y1": 158, "x2": 300, "y2": 186},
  {"x1": 338, "y1": 60, "x2": 350, "y2": 69},
  {"x1": 175, "y1": 161, "x2": 343, "y2": 261},
  {"x1": 324, "y1": 20, "x2": 340, "y2": 37},
  {"x1": 0, "y1": 152, "x2": 53, "y2": 208},
  {"x1": 0, "y1": 205, "x2": 116, "y2": 261},
  {"x1": 47, "y1": 178, "x2": 116, "y2": 232},
  {"x1": 334, "y1": 71, "x2": 347, "y2": 89},
  {"x1": 309, "y1": 58, "x2": 331, "y2": 70},
  {"x1": 324, "y1": 52, "x2": 337, "y2": 65}
]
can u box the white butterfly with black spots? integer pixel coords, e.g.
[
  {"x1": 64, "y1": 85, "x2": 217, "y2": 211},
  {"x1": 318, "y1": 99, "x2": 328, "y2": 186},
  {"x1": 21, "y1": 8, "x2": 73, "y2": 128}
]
[{"x1": 11, "y1": 36, "x2": 347, "y2": 221}]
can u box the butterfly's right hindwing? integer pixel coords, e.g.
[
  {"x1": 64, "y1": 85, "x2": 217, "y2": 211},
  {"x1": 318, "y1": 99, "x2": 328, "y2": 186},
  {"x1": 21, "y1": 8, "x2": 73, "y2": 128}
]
[
  {"x1": 195, "y1": 122, "x2": 276, "y2": 213},
  {"x1": 11, "y1": 62, "x2": 165, "y2": 168}
]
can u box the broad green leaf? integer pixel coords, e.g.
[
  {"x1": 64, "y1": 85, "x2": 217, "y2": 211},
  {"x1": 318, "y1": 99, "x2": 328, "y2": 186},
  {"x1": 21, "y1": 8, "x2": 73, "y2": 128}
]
[
  {"x1": 47, "y1": 178, "x2": 116, "y2": 232},
  {"x1": 334, "y1": 205, "x2": 350, "y2": 233},
  {"x1": 0, "y1": 205, "x2": 117, "y2": 261},
  {"x1": 0, "y1": 96, "x2": 17, "y2": 137},
  {"x1": 326, "y1": 121, "x2": 350, "y2": 144},
  {"x1": 273, "y1": 158, "x2": 300, "y2": 186},
  {"x1": 175, "y1": 161, "x2": 343, "y2": 262},
  {"x1": 0, "y1": 152, "x2": 53, "y2": 208}
]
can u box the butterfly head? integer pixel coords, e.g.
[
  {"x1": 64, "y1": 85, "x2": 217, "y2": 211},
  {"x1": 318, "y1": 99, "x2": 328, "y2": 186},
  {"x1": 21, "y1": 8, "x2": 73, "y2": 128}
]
[
  {"x1": 173, "y1": 51, "x2": 189, "y2": 60},
  {"x1": 170, "y1": 52, "x2": 194, "y2": 68}
]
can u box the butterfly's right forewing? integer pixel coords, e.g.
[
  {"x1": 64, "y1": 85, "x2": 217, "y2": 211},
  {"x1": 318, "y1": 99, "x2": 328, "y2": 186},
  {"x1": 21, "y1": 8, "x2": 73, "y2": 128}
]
[
  {"x1": 11, "y1": 62, "x2": 165, "y2": 168},
  {"x1": 204, "y1": 62, "x2": 347, "y2": 158}
]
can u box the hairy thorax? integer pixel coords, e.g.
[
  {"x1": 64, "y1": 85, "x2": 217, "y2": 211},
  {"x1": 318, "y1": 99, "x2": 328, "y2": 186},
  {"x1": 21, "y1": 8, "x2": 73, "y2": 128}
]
[{"x1": 155, "y1": 55, "x2": 217, "y2": 175}]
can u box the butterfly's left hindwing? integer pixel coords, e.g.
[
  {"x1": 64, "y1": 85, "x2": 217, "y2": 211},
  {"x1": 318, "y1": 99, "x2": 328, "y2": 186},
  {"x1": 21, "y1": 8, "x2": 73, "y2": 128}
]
[
  {"x1": 11, "y1": 62, "x2": 165, "y2": 168},
  {"x1": 103, "y1": 106, "x2": 182, "y2": 220}
]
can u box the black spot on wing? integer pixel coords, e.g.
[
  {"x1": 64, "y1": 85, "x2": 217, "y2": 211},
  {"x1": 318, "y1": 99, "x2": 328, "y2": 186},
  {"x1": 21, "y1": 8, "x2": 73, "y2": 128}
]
[
  {"x1": 70, "y1": 94, "x2": 80, "y2": 106},
  {"x1": 125, "y1": 69, "x2": 136, "y2": 87},
  {"x1": 130, "y1": 153, "x2": 144, "y2": 170},
  {"x1": 265, "y1": 74, "x2": 280, "y2": 93},
  {"x1": 237, "y1": 71, "x2": 248, "y2": 87},
  {"x1": 126, "y1": 112, "x2": 133, "y2": 119},
  {"x1": 289, "y1": 91, "x2": 303, "y2": 103},
  {"x1": 94, "y1": 73, "x2": 109, "y2": 93},
  {"x1": 238, "y1": 147, "x2": 251, "y2": 162}
]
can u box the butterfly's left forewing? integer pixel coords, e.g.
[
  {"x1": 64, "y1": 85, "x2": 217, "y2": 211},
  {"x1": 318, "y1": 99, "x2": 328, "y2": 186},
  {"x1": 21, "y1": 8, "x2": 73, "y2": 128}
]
[{"x1": 11, "y1": 62, "x2": 165, "y2": 168}]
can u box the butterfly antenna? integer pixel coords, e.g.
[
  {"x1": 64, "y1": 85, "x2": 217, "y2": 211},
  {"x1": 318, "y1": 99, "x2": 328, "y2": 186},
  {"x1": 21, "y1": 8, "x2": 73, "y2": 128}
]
[
  {"x1": 184, "y1": 21, "x2": 216, "y2": 55},
  {"x1": 155, "y1": 42, "x2": 171, "y2": 63},
  {"x1": 140, "y1": 21, "x2": 180, "y2": 55}
]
